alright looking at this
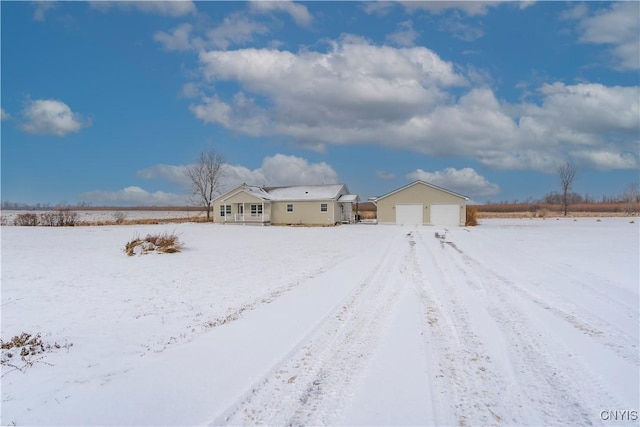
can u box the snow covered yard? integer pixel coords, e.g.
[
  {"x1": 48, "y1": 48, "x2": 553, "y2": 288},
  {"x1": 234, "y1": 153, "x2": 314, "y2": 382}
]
[{"x1": 1, "y1": 218, "x2": 638, "y2": 426}]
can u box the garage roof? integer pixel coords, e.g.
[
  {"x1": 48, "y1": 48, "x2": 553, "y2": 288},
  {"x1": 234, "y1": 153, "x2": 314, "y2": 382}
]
[{"x1": 374, "y1": 180, "x2": 468, "y2": 202}]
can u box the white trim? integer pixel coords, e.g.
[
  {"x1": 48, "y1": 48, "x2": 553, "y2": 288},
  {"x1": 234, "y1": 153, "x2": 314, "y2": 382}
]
[{"x1": 375, "y1": 180, "x2": 468, "y2": 202}]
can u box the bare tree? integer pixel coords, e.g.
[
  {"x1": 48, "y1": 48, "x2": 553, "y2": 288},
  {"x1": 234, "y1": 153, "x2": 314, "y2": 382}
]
[
  {"x1": 557, "y1": 162, "x2": 577, "y2": 216},
  {"x1": 623, "y1": 183, "x2": 639, "y2": 215},
  {"x1": 186, "y1": 150, "x2": 226, "y2": 221}
]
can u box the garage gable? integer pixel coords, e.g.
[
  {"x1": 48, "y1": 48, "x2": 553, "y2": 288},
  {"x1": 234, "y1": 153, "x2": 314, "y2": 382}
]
[{"x1": 375, "y1": 180, "x2": 468, "y2": 226}]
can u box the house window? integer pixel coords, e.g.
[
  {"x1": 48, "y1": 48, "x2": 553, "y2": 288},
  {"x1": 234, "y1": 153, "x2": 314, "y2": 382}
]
[
  {"x1": 251, "y1": 204, "x2": 263, "y2": 216},
  {"x1": 287, "y1": 204, "x2": 294, "y2": 212},
  {"x1": 220, "y1": 205, "x2": 231, "y2": 216},
  {"x1": 320, "y1": 203, "x2": 328, "y2": 212}
]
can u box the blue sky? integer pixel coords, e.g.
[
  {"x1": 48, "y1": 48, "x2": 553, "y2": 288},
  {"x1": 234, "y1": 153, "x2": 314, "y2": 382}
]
[{"x1": 1, "y1": 1, "x2": 638, "y2": 206}]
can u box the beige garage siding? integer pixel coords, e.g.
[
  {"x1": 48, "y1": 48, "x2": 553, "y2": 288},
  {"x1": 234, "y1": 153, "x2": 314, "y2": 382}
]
[
  {"x1": 271, "y1": 201, "x2": 336, "y2": 225},
  {"x1": 377, "y1": 182, "x2": 466, "y2": 226}
]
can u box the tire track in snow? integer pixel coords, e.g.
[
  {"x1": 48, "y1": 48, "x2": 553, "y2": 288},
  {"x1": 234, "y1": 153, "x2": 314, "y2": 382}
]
[
  {"x1": 410, "y1": 230, "x2": 516, "y2": 426},
  {"x1": 211, "y1": 231, "x2": 410, "y2": 426},
  {"x1": 444, "y1": 239, "x2": 638, "y2": 366},
  {"x1": 145, "y1": 255, "x2": 345, "y2": 354},
  {"x1": 436, "y1": 232, "x2": 626, "y2": 424}
]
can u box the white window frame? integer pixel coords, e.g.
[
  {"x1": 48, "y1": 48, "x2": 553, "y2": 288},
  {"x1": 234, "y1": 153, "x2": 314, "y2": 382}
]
[
  {"x1": 320, "y1": 203, "x2": 328, "y2": 212},
  {"x1": 251, "y1": 204, "x2": 263, "y2": 217},
  {"x1": 220, "y1": 204, "x2": 231, "y2": 216},
  {"x1": 287, "y1": 203, "x2": 294, "y2": 213}
]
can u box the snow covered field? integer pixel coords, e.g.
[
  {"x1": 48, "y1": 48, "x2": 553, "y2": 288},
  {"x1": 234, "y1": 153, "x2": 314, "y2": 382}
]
[
  {"x1": 1, "y1": 210, "x2": 205, "y2": 225},
  {"x1": 1, "y1": 218, "x2": 638, "y2": 426}
]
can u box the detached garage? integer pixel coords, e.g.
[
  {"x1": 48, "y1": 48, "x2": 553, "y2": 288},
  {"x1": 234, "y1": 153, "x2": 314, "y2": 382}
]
[{"x1": 374, "y1": 180, "x2": 468, "y2": 226}]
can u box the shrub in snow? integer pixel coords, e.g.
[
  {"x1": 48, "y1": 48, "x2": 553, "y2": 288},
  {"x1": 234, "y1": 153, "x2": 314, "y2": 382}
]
[
  {"x1": 38, "y1": 209, "x2": 78, "y2": 227},
  {"x1": 125, "y1": 232, "x2": 183, "y2": 256},
  {"x1": 113, "y1": 211, "x2": 127, "y2": 224},
  {"x1": 14, "y1": 213, "x2": 38, "y2": 226},
  {"x1": 1, "y1": 332, "x2": 73, "y2": 375}
]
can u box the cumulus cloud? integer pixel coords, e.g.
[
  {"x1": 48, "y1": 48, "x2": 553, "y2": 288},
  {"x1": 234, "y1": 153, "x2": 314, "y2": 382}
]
[
  {"x1": 136, "y1": 154, "x2": 339, "y2": 195},
  {"x1": 222, "y1": 154, "x2": 339, "y2": 191},
  {"x1": 192, "y1": 37, "x2": 467, "y2": 150},
  {"x1": 407, "y1": 167, "x2": 500, "y2": 198},
  {"x1": 565, "y1": 2, "x2": 640, "y2": 71},
  {"x1": 387, "y1": 20, "x2": 419, "y2": 47},
  {"x1": 20, "y1": 99, "x2": 88, "y2": 136},
  {"x1": 80, "y1": 186, "x2": 188, "y2": 206},
  {"x1": 571, "y1": 150, "x2": 638, "y2": 171},
  {"x1": 188, "y1": 34, "x2": 639, "y2": 172},
  {"x1": 154, "y1": 23, "x2": 197, "y2": 52},
  {"x1": 362, "y1": 2, "x2": 396, "y2": 16},
  {"x1": 90, "y1": 1, "x2": 196, "y2": 17},
  {"x1": 401, "y1": 1, "x2": 502, "y2": 16},
  {"x1": 249, "y1": 1, "x2": 313, "y2": 27},
  {"x1": 206, "y1": 13, "x2": 270, "y2": 50}
]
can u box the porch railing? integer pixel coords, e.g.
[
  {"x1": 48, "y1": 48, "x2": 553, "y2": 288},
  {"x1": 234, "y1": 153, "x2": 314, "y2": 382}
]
[{"x1": 227, "y1": 213, "x2": 270, "y2": 222}]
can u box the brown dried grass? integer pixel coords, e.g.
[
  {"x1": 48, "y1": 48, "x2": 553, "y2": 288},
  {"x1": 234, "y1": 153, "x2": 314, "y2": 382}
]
[{"x1": 125, "y1": 232, "x2": 183, "y2": 256}]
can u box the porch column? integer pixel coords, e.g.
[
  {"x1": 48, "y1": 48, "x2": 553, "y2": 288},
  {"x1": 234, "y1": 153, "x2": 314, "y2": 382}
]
[{"x1": 262, "y1": 201, "x2": 264, "y2": 222}]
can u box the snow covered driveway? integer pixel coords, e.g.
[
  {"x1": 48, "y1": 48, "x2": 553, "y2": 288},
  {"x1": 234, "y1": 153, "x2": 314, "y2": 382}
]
[{"x1": 1, "y1": 219, "x2": 638, "y2": 425}]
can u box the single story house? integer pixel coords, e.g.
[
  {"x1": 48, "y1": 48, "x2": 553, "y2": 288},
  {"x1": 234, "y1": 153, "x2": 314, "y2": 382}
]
[
  {"x1": 373, "y1": 180, "x2": 468, "y2": 226},
  {"x1": 212, "y1": 183, "x2": 359, "y2": 226}
]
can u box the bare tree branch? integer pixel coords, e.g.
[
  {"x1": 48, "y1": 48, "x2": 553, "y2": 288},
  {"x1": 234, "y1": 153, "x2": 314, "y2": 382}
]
[
  {"x1": 557, "y1": 162, "x2": 578, "y2": 216},
  {"x1": 186, "y1": 150, "x2": 226, "y2": 220}
]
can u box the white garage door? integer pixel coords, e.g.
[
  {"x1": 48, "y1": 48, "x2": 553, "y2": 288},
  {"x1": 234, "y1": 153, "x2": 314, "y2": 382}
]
[
  {"x1": 396, "y1": 204, "x2": 423, "y2": 225},
  {"x1": 430, "y1": 204, "x2": 460, "y2": 226}
]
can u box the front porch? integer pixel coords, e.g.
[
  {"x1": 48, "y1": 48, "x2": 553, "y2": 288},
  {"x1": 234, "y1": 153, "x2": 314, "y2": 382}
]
[{"x1": 220, "y1": 201, "x2": 271, "y2": 225}]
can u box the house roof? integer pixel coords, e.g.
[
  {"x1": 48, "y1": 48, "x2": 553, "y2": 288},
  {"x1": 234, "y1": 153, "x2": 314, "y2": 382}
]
[
  {"x1": 215, "y1": 183, "x2": 358, "y2": 202},
  {"x1": 374, "y1": 180, "x2": 469, "y2": 201},
  {"x1": 338, "y1": 194, "x2": 359, "y2": 202},
  {"x1": 264, "y1": 184, "x2": 346, "y2": 201}
]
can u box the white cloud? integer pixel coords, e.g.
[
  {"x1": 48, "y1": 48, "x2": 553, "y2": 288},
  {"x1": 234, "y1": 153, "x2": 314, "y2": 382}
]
[
  {"x1": 249, "y1": 1, "x2": 313, "y2": 27},
  {"x1": 20, "y1": 99, "x2": 88, "y2": 136},
  {"x1": 80, "y1": 186, "x2": 188, "y2": 206},
  {"x1": 1, "y1": 108, "x2": 10, "y2": 121},
  {"x1": 571, "y1": 150, "x2": 638, "y2": 171},
  {"x1": 387, "y1": 20, "x2": 419, "y2": 47},
  {"x1": 193, "y1": 37, "x2": 467, "y2": 148},
  {"x1": 33, "y1": 1, "x2": 56, "y2": 21},
  {"x1": 188, "y1": 37, "x2": 638, "y2": 172},
  {"x1": 567, "y1": 2, "x2": 640, "y2": 71},
  {"x1": 154, "y1": 23, "x2": 196, "y2": 51},
  {"x1": 90, "y1": 1, "x2": 196, "y2": 17},
  {"x1": 407, "y1": 167, "x2": 500, "y2": 197},
  {"x1": 206, "y1": 13, "x2": 270, "y2": 50},
  {"x1": 362, "y1": 2, "x2": 396, "y2": 16},
  {"x1": 223, "y1": 154, "x2": 339, "y2": 191},
  {"x1": 136, "y1": 154, "x2": 339, "y2": 195},
  {"x1": 401, "y1": 1, "x2": 502, "y2": 16}
]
